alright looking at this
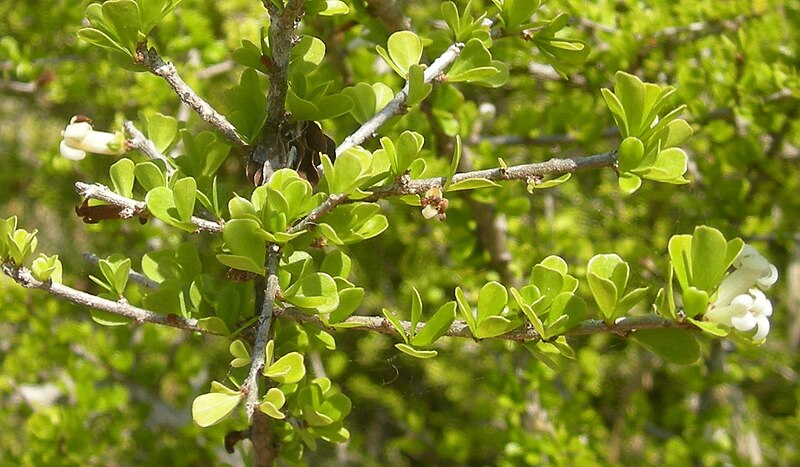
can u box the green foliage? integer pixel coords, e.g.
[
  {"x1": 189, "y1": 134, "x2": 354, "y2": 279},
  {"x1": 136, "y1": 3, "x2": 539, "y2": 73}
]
[
  {"x1": 383, "y1": 287, "x2": 457, "y2": 358},
  {"x1": 2, "y1": 0, "x2": 797, "y2": 465},
  {"x1": 667, "y1": 226, "x2": 744, "y2": 317},
  {"x1": 603, "y1": 72, "x2": 693, "y2": 192},
  {"x1": 445, "y1": 39, "x2": 509, "y2": 87},
  {"x1": 587, "y1": 254, "x2": 648, "y2": 322}
]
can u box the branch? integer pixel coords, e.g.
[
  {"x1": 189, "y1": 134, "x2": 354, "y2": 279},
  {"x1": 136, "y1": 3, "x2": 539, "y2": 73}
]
[
  {"x1": 1, "y1": 263, "x2": 218, "y2": 335},
  {"x1": 74, "y1": 182, "x2": 223, "y2": 234},
  {"x1": 288, "y1": 193, "x2": 348, "y2": 234},
  {"x1": 244, "y1": 245, "x2": 282, "y2": 420},
  {"x1": 336, "y1": 42, "x2": 465, "y2": 156},
  {"x1": 366, "y1": 150, "x2": 617, "y2": 200},
  {"x1": 251, "y1": 0, "x2": 305, "y2": 173},
  {"x1": 135, "y1": 45, "x2": 248, "y2": 149},
  {"x1": 123, "y1": 121, "x2": 176, "y2": 176},
  {"x1": 275, "y1": 308, "x2": 690, "y2": 342},
  {"x1": 288, "y1": 151, "x2": 617, "y2": 235}
]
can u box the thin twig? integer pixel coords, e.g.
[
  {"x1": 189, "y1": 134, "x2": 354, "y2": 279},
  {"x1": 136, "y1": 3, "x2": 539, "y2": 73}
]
[
  {"x1": 289, "y1": 151, "x2": 618, "y2": 233},
  {"x1": 275, "y1": 308, "x2": 691, "y2": 342},
  {"x1": 365, "y1": 150, "x2": 617, "y2": 200},
  {"x1": 1, "y1": 263, "x2": 218, "y2": 335},
  {"x1": 288, "y1": 193, "x2": 348, "y2": 233},
  {"x1": 244, "y1": 245, "x2": 282, "y2": 420},
  {"x1": 123, "y1": 121, "x2": 176, "y2": 176},
  {"x1": 135, "y1": 45, "x2": 248, "y2": 149},
  {"x1": 74, "y1": 182, "x2": 223, "y2": 234},
  {"x1": 336, "y1": 42, "x2": 465, "y2": 156}
]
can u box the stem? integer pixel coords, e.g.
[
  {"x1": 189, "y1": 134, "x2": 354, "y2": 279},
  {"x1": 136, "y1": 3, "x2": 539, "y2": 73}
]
[
  {"x1": 336, "y1": 43, "x2": 465, "y2": 156},
  {"x1": 123, "y1": 121, "x2": 176, "y2": 176},
  {"x1": 1, "y1": 263, "x2": 218, "y2": 335},
  {"x1": 136, "y1": 45, "x2": 248, "y2": 148},
  {"x1": 365, "y1": 151, "x2": 617, "y2": 200},
  {"x1": 244, "y1": 245, "x2": 282, "y2": 420},
  {"x1": 275, "y1": 308, "x2": 691, "y2": 342},
  {"x1": 74, "y1": 182, "x2": 223, "y2": 234}
]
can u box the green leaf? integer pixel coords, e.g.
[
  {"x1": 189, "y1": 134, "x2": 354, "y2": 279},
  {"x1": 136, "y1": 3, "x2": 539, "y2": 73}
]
[
  {"x1": 259, "y1": 388, "x2": 286, "y2": 419},
  {"x1": 284, "y1": 272, "x2": 340, "y2": 313},
  {"x1": 588, "y1": 274, "x2": 618, "y2": 320},
  {"x1": 409, "y1": 287, "x2": 423, "y2": 333},
  {"x1": 77, "y1": 28, "x2": 128, "y2": 54},
  {"x1": 109, "y1": 158, "x2": 135, "y2": 199},
  {"x1": 524, "y1": 342, "x2": 562, "y2": 371},
  {"x1": 618, "y1": 137, "x2": 645, "y2": 173},
  {"x1": 618, "y1": 173, "x2": 642, "y2": 194},
  {"x1": 443, "y1": 135, "x2": 462, "y2": 190},
  {"x1": 615, "y1": 71, "x2": 647, "y2": 136},
  {"x1": 139, "y1": 0, "x2": 184, "y2": 35},
  {"x1": 477, "y1": 281, "x2": 507, "y2": 323},
  {"x1": 395, "y1": 343, "x2": 438, "y2": 359},
  {"x1": 315, "y1": 94, "x2": 354, "y2": 121},
  {"x1": 102, "y1": 0, "x2": 140, "y2": 54},
  {"x1": 329, "y1": 287, "x2": 365, "y2": 324},
  {"x1": 141, "y1": 112, "x2": 179, "y2": 154},
  {"x1": 342, "y1": 83, "x2": 377, "y2": 124},
  {"x1": 320, "y1": 250, "x2": 352, "y2": 278},
  {"x1": 225, "y1": 69, "x2": 267, "y2": 142},
  {"x1": 145, "y1": 186, "x2": 196, "y2": 232},
  {"x1": 601, "y1": 88, "x2": 628, "y2": 137},
  {"x1": 264, "y1": 352, "x2": 306, "y2": 384},
  {"x1": 172, "y1": 177, "x2": 197, "y2": 222},
  {"x1": 475, "y1": 315, "x2": 519, "y2": 339},
  {"x1": 528, "y1": 173, "x2": 571, "y2": 191},
  {"x1": 382, "y1": 308, "x2": 408, "y2": 343},
  {"x1": 411, "y1": 301, "x2": 457, "y2": 347},
  {"x1": 632, "y1": 328, "x2": 701, "y2": 365},
  {"x1": 687, "y1": 316, "x2": 729, "y2": 337},
  {"x1": 454, "y1": 287, "x2": 476, "y2": 334},
  {"x1": 446, "y1": 178, "x2": 500, "y2": 191},
  {"x1": 217, "y1": 219, "x2": 267, "y2": 275},
  {"x1": 90, "y1": 308, "x2": 130, "y2": 327},
  {"x1": 229, "y1": 340, "x2": 251, "y2": 368},
  {"x1": 690, "y1": 226, "x2": 729, "y2": 292},
  {"x1": 645, "y1": 148, "x2": 688, "y2": 183},
  {"x1": 135, "y1": 161, "x2": 167, "y2": 191},
  {"x1": 291, "y1": 35, "x2": 326, "y2": 73},
  {"x1": 319, "y1": 0, "x2": 349, "y2": 16},
  {"x1": 682, "y1": 286, "x2": 710, "y2": 318},
  {"x1": 30, "y1": 254, "x2": 62, "y2": 283},
  {"x1": 545, "y1": 293, "x2": 585, "y2": 337},
  {"x1": 446, "y1": 39, "x2": 500, "y2": 84},
  {"x1": 192, "y1": 392, "x2": 242, "y2": 427},
  {"x1": 406, "y1": 64, "x2": 432, "y2": 107},
  {"x1": 378, "y1": 31, "x2": 423, "y2": 78},
  {"x1": 510, "y1": 287, "x2": 545, "y2": 336}
]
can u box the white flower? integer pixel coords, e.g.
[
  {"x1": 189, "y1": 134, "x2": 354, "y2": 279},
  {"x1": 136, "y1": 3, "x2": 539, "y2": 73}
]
[
  {"x1": 60, "y1": 116, "x2": 126, "y2": 161},
  {"x1": 421, "y1": 204, "x2": 439, "y2": 219},
  {"x1": 705, "y1": 288, "x2": 772, "y2": 342},
  {"x1": 705, "y1": 244, "x2": 778, "y2": 342}
]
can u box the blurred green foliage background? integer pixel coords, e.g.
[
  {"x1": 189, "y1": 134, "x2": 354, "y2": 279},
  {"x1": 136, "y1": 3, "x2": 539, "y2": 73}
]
[{"x1": 1, "y1": 0, "x2": 799, "y2": 464}]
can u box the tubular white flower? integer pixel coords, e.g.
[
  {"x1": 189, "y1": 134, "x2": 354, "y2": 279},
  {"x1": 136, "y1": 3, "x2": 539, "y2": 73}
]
[
  {"x1": 705, "y1": 244, "x2": 778, "y2": 342},
  {"x1": 714, "y1": 245, "x2": 777, "y2": 307},
  {"x1": 60, "y1": 116, "x2": 126, "y2": 160}
]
